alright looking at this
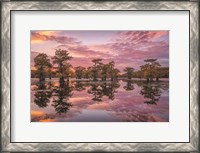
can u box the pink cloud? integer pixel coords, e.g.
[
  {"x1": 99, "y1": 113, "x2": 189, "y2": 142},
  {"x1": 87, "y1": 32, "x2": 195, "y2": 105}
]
[
  {"x1": 31, "y1": 30, "x2": 169, "y2": 70},
  {"x1": 31, "y1": 31, "x2": 81, "y2": 45}
]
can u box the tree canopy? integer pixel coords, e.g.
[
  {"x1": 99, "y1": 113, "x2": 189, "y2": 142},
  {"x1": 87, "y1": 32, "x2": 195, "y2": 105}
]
[
  {"x1": 52, "y1": 49, "x2": 72, "y2": 83},
  {"x1": 34, "y1": 53, "x2": 52, "y2": 83},
  {"x1": 33, "y1": 50, "x2": 168, "y2": 82}
]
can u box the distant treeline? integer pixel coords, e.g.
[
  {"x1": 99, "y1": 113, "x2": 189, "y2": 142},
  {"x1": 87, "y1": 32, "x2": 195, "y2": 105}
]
[{"x1": 32, "y1": 49, "x2": 169, "y2": 83}]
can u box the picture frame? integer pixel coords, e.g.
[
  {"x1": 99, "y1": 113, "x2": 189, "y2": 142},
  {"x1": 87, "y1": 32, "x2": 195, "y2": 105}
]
[{"x1": 1, "y1": 0, "x2": 199, "y2": 152}]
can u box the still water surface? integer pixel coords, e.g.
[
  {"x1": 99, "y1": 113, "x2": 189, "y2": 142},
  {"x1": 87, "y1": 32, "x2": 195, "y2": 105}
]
[{"x1": 31, "y1": 79, "x2": 169, "y2": 122}]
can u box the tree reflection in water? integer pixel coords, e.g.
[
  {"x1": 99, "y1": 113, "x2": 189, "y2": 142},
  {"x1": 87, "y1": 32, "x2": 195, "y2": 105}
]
[
  {"x1": 34, "y1": 90, "x2": 52, "y2": 108},
  {"x1": 52, "y1": 81, "x2": 73, "y2": 115},
  {"x1": 88, "y1": 83, "x2": 103, "y2": 102},
  {"x1": 33, "y1": 80, "x2": 167, "y2": 121},
  {"x1": 37, "y1": 81, "x2": 46, "y2": 90},
  {"x1": 140, "y1": 84, "x2": 161, "y2": 105},
  {"x1": 34, "y1": 82, "x2": 52, "y2": 108},
  {"x1": 74, "y1": 81, "x2": 86, "y2": 91},
  {"x1": 34, "y1": 81, "x2": 73, "y2": 115},
  {"x1": 123, "y1": 80, "x2": 135, "y2": 91},
  {"x1": 88, "y1": 81, "x2": 120, "y2": 102},
  {"x1": 102, "y1": 81, "x2": 120, "y2": 100}
]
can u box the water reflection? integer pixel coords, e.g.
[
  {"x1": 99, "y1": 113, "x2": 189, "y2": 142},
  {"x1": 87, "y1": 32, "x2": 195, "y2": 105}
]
[
  {"x1": 52, "y1": 82, "x2": 73, "y2": 115},
  {"x1": 74, "y1": 81, "x2": 86, "y2": 91},
  {"x1": 34, "y1": 81, "x2": 73, "y2": 115},
  {"x1": 37, "y1": 81, "x2": 46, "y2": 90},
  {"x1": 34, "y1": 82, "x2": 52, "y2": 108},
  {"x1": 32, "y1": 79, "x2": 169, "y2": 122},
  {"x1": 34, "y1": 90, "x2": 52, "y2": 108},
  {"x1": 101, "y1": 82, "x2": 120, "y2": 100},
  {"x1": 123, "y1": 80, "x2": 135, "y2": 91},
  {"x1": 88, "y1": 83, "x2": 103, "y2": 102},
  {"x1": 87, "y1": 81, "x2": 120, "y2": 102},
  {"x1": 140, "y1": 84, "x2": 161, "y2": 105}
]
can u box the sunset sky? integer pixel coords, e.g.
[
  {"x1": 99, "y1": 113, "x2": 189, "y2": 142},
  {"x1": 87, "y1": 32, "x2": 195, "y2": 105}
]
[{"x1": 31, "y1": 30, "x2": 169, "y2": 70}]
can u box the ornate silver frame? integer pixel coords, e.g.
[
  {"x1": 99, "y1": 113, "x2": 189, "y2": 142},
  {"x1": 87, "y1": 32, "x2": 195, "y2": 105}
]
[{"x1": 1, "y1": 1, "x2": 199, "y2": 152}]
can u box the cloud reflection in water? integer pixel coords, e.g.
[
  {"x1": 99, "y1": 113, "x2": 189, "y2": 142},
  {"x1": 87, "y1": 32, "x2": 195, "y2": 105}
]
[{"x1": 31, "y1": 79, "x2": 169, "y2": 122}]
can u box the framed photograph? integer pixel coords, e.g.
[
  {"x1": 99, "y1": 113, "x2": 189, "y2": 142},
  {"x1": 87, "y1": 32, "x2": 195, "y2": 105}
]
[{"x1": 1, "y1": 0, "x2": 199, "y2": 152}]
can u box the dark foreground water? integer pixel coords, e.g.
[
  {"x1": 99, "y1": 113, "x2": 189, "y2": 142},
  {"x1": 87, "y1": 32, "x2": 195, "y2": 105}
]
[{"x1": 31, "y1": 79, "x2": 169, "y2": 122}]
